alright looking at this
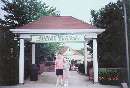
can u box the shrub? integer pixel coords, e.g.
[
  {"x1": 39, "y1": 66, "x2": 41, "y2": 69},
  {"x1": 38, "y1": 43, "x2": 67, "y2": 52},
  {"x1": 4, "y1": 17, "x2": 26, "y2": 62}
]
[
  {"x1": 78, "y1": 64, "x2": 85, "y2": 74},
  {"x1": 98, "y1": 68, "x2": 127, "y2": 85},
  {"x1": 0, "y1": 29, "x2": 19, "y2": 85}
]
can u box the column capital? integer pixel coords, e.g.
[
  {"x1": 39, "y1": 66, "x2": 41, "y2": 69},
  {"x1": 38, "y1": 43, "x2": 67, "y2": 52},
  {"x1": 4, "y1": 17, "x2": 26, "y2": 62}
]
[
  {"x1": 84, "y1": 41, "x2": 88, "y2": 46},
  {"x1": 84, "y1": 39, "x2": 89, "y2": 42},
  {"x1": 84, "y1": 33, "x2": 97, "y2": 39},
  {"x1": 19, "y1": 38, "x2": 25, "y2": 39},
  {"x1": 92, "y1": 38, "x2": 97, "y2": 40}
]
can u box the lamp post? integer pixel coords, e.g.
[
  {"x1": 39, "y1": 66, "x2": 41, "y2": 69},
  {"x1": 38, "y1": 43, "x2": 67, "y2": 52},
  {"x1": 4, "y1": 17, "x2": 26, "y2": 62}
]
[{"x1": 122, "y1": 0, "x2": 130, "y2": 86}]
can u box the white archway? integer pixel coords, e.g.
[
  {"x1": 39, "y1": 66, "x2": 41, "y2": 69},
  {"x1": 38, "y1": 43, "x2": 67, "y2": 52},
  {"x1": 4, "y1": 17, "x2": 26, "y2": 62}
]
[{"x1": 10, "y1": 16, "x2": 105, "y2": 84}]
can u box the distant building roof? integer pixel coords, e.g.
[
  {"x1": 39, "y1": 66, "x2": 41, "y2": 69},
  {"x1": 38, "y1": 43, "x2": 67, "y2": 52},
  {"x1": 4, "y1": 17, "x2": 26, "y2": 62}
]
[
  {"x1": 17, "y1": 16, "x2": 97, "y2": 29},
  {"x1": 58, "y1": 46, "x2": 69, "y2": 55},
  {"x1": 58, "y1": 46, "x2": 83, "y2": 56}
]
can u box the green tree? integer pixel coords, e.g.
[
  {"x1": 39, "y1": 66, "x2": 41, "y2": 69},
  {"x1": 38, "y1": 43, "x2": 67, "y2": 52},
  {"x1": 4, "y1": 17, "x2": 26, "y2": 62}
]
[
  {"x1": 0, "y1": 0, "x2": 59, "y2": 85},
  {"x1": 35, "y1": 43, "x2": 62, "y2": 63},
  {"x1": 77, "y1": 48, "x2": 85, "y2": 56},
  {"x1": 0, "y1": 26, "x2": 19, "y2": 85},
  {"x1": 0, "y1": 0, "x2": 58, "y2": 27},
  {"x1": 126, "y1": 0, "x2": 130, "y2": 59},
  {"x1": 91, "y1": 1, "x2": 126, "y2": 67}
]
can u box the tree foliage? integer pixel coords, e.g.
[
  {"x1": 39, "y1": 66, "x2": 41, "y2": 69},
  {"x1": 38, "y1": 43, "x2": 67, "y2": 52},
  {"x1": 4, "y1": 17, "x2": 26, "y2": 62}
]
[
  {"x1": 126, "y1": 0, "x2": 130, "y2": 59},
  {"x1": 91, "y1": 1, "x2": 126, "y2": 67},
  {"x1": 77, "y1": 48, "x2": 85, "y2": 56},
  {"x1": 35, "y1": 43, "x2": 62, "y2": 63},
  {"x1": 0, "y1": 26, "x2": 19, "y2": 85},
  {"x1": 0, "y1": 0, "x2": 60, "y2": 61},
  {"x1": 0, "y1": 0, "x2": 60, "y2": 84},
  {"x1": 0, "y1": 0, "x2": 59, "y2": 27}
]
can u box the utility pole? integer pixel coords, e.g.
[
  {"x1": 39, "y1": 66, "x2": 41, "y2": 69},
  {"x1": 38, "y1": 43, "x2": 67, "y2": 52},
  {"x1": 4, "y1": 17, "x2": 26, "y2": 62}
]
[{"x1": 122, "y1": 0, "x2": 130, "y2": 86}]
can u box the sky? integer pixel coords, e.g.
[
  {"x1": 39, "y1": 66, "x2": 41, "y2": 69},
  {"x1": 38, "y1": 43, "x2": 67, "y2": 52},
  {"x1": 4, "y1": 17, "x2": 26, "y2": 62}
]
[
  {"x1": 0, "y1": 0, "x2": 118, "y2": 50},
  {"x1": 44, "y1": 0, "x2": 118, "y2": 23},
  {"x1": 0, "y1": 0, "x2": 118, "y2": 22},
  {"x1": 43, "y1": 0, "x2": 118, "y2": 50}
]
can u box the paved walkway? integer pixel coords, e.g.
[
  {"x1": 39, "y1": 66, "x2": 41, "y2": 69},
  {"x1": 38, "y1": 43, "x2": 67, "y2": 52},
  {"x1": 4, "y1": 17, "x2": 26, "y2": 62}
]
[{"x1": 1, "y1": 71, "x2": 120, "y2": 88}]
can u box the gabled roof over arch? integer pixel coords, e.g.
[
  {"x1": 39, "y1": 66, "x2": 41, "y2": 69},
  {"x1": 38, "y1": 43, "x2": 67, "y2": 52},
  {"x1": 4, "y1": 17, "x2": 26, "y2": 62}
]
[
  {"x1": 17, "y1": 16, "x2": 97, "y2": 29},
  {"x1": 10, "y1": 16, "x2": 105, "y2": 34}
]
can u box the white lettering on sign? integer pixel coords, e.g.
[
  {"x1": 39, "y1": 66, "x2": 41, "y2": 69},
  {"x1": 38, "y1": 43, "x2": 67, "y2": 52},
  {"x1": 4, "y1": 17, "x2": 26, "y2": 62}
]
[{"x1": 31, "y1": 34, "x2": 85, "y2": 43}]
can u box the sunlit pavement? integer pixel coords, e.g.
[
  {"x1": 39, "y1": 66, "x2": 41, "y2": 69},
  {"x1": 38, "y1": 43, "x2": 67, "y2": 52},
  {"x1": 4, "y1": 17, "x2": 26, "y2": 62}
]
[{"x1": 1, "y1": 71, "x2": 120, "y2": 88}]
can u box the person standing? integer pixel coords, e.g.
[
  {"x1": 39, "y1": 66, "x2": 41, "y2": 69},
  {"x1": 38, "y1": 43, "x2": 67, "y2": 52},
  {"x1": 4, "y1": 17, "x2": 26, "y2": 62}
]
[{"x1": 55, "y1": 53, "x2": 65, "y2": 88}]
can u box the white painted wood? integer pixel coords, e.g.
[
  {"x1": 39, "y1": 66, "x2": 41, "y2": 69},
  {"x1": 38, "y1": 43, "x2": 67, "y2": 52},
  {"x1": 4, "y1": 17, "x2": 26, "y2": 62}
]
[
  {"x1": 84, "y1": 33, "x2": 97, "y2": 39},
  {"x1": 10, "y1": 29, "x2": 105, "y2": 34},
  {"x1": 84, "y1": 41, "x2": 88, "y2": 75},
  {"x1": 93, "y1": 39, "x2": 98, "y2": 82},
  {"x1": 31, "y1": 34, "x2": 85, "y2": 43},
  {"x1": 19, "y1": 39, "x2": 24, "y2": 84},
  {"x1": 32, "y1": 44, "x2": 35, "y2": 64},
  {"x1": 19, "y1": 34, "x2": 31, "y2": 39},
  {"x1": 9, "y1": 28, "x2": 105, "y2": 83}
]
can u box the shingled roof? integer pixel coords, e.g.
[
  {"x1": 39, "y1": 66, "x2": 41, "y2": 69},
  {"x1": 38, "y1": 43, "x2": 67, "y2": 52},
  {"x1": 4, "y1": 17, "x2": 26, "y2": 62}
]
[{"x1": 17, "y1": 16, "x2": 97, "y2": 29}]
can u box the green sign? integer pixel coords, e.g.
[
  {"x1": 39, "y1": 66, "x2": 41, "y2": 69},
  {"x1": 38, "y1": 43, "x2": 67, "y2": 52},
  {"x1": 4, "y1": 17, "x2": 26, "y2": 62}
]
[{"x1": 31, "y1": 34, "x2": 85, "y2": 43}]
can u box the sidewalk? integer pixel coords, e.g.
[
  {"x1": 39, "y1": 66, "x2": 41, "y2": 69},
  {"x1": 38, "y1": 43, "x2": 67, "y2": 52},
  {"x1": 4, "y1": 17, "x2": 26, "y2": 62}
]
[{"x1": 1, "y1": 71, "x2": 120, "y2": 88}]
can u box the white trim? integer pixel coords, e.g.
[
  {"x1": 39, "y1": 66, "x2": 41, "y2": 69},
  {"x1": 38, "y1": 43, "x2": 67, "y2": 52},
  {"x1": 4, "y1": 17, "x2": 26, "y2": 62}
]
[
  {"x1": 20, "y1": 34, "x2": 31, "y2": 39},
  {"x1": 84, "y1": 33, "x2": 97, "y2": 39},
  {"x1": 10, "y1": 29, "x2": 105, "y2": 35}
]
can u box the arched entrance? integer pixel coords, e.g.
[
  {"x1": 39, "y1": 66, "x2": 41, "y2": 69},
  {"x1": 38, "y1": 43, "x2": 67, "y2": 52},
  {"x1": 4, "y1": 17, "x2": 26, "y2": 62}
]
[{"x1": 10, "y1": 16, "x2": 105, "y2": 84}]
